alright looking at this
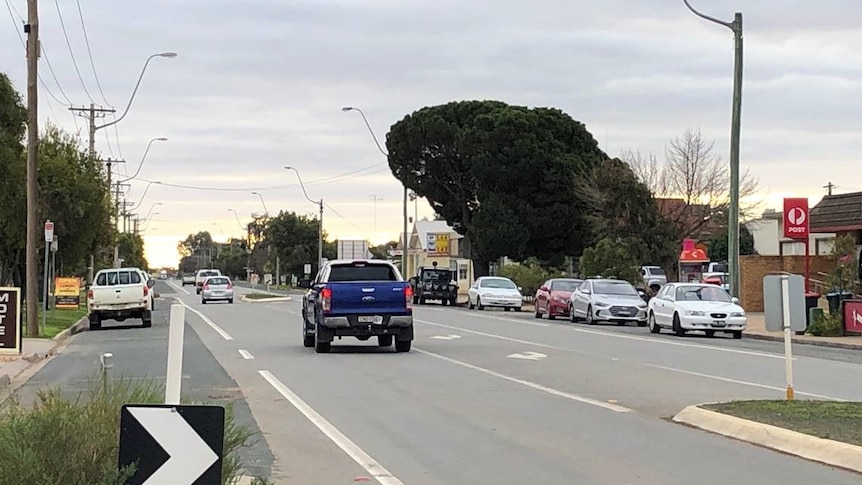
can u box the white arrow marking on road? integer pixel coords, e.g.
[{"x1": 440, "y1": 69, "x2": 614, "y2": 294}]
[
  {"x1": 129, "y1": 407, "x2": 218, "y2": 485},
  {"x1": 508, "y1": 351, "x2": 547, "y2": 361},
  {"x1": 430, "y1": 334, "x2": 462, "y2": 340}
]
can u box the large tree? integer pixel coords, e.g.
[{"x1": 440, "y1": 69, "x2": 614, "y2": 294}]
[
  {"x1": 386, "y1": 100, "x2": 606, "y2": 276},
  {"x1": 579, "y1": 157, "x2": 680, "y2": 271},
  {"x1": 0, "y1": 72, "x2": 27, "y2": 285},
  {"x1": 622, "y1": 127, "x2": 760, "y2": 238}
]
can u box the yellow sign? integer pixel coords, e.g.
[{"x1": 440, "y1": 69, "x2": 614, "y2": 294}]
[
  {"x1": 426, "y1": 233, "x2": 450, "y2": 257},
  {"x1": 54, "y1": 277, "x2": 81, "y2": 309}
]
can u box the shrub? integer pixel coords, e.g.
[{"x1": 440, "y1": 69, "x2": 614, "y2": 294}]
[
  {"x1": 579, "y1": 238, "x2": 640, "y2": 284},
  {"x1": 498, "y1": 258, "x2": 565, "y2": 296},
  {"x1": 0, "y1": 375, "x2": 271, "y2": 485},
  {"x1": 808, "y1": 311, "x2": 844, "y2": 337}
]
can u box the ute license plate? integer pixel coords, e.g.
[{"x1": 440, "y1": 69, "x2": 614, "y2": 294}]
[
  {"x1": 358, "y1": 315, "x2": 384, "y2": 324},
  {"x1": 712, "y1": 320, "x2": 727, "y2": 327}
]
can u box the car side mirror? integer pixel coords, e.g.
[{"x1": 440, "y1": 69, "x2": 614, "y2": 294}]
[
  {"x1": 146, "y1": 279, "x2": 155, "y2": 288},
  {"x1": 539, "y1": 286, "x2": 548, "y2": 292},
  {"x1": 731, "y1": 297, "x2": 739, "y2": 304},
  {"x1": 297, "y1": 278, "x2": 312, "y2": 289},
  {"x1": 517, "y1": 286, "x2": 523, "y2": 292}
]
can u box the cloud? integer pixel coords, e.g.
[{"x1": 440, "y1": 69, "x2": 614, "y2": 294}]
[{"x1": 2, "y1": 0, "x2": 861, "y2": 267}]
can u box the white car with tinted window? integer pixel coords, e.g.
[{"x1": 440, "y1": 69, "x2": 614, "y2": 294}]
[
  {"x1": 468, "y1": 276, "x2": 523, "y2": 312},
  {"x1": 569, "y1": 278, "x2": 648, "y2": 326},
  {"x1": 647, "y1": 282, "x2": 746, "y2": 339}
]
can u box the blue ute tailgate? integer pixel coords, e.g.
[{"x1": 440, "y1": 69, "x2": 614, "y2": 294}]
[{"x1": 328, "y1": 281, "x2": 408, "y2": 315}]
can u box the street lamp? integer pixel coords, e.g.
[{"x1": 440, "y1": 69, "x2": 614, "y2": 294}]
[
  {"x1": 227, "y1": 209, "x2": 245, "y2": 231},
  {"x1": 97, "y1": 53, "x2": 178, "y2": 132},
  {"x1": 140, "y1": 212, "x2": 160, "y2": 232},
  {"x1": 128, "y1": 180, "x2": 163, "y2": 211},
  {"x1": 143, "y1": 203, "x2": 162, "y2": 223},
  {"x1": 119, "y1": 137, "x2": 168, "y2": 184},
  {"x1": 342, "y1": 106, "x2": 408, "y2": 275},
  {"x1": 250, "y1": 191, "x2": 269, "y2": 217},
  {"x1": 681, "y1": 0, "x2": 743, "y2": 299},
  {"x1": 284, "y1": 166, "x2": 324, "y2": 272}
]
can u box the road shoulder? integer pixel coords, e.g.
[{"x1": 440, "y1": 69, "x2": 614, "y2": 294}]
[{"x1": 673, "y1": 403, "x2": 862, "y2": 474}]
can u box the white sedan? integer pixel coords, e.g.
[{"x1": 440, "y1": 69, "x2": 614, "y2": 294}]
[
  {"x1": 468, "y1": 276, "x2": 523, "y2": 312},
  {"x1": 647, "y1": 282, "x2": 746, "y2": 339}
]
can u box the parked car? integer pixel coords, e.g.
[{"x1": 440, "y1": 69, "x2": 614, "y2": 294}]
[
  {"x1": 201, "y1": 276, "x2": 235, "y2": 304},
  {"x1": 647, "y1": 282, "x2": 746, "y2": 339},
  {"x1": 87, "y1": 267, "x2": 154, "y2": 329},
  {"x1": 640, "y1": 266, "x2": 667, "y2": 293},
  {"x1": 181, "y1": 272, "x2": 196, "y2": 286},
  {"x1": 299, "y1": 259, "x2": 414, "y2": 353},
  {"x1": 569, "y1": 278, "x2": 648, "y2": 326},
  {"x1": 468, "y1": 276, "x2": 523, "y2": 312},
  {"x1": 195, "y1": 269, "x2": 222, "y2": 294},
  {"x1": 534, "y1": 278, "x2": 582, "y2": 320},
  {"x1": 410, "y1": 263, "x2": 458, "y2": 306}
]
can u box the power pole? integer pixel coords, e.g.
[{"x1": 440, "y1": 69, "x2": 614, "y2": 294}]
[
  {"x1": 823, "y1": 182, "x2": 836, "y2": 196},
  {"x1": 69, "y1": 104, "x2": 116, "y2": 283},
  {"x1": 370, "y1": 194, "x2": 383, "y2": 234},
  {"x1": 25, "y1": 0, "x2": 40, "y2": 337}
]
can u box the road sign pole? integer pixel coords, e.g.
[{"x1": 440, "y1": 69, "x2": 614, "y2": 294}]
[
  {"x1": 781, "y1": 275, "x2": 795, "y2": 400},
  {"x1": 804, "y1": 239, "x2": 811, "y2": 292},
  {"x1": 165, "y1": 304, "x2": 185, "y2": 404},
  {"x1": 41, "y1": 242, "x2": 49, "y2": 334}
]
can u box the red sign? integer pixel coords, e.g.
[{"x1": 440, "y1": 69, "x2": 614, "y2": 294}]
[
  {"x1": 783, "y1": 198, "x2": 809, "y2": 239},
  {"x1": 844, "y1": 300, "x2": 862, "y2": 333}
]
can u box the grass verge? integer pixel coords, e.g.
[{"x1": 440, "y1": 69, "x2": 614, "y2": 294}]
[
  {"x1": 0, "y1": 376, "x2": 273, "y2": 484},
  {"x1": 702, "y1": 400, "x2": 862, "y2": 446},
  {"x1": 21, "y1": 306, "x2": 89, "y2": 339}
]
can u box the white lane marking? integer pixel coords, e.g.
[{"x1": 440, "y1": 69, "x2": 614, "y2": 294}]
[
  {"x1": 266, "y1": 305, "x2": 300, "y2": 315},
  {"x1": 508, "y1": 351, "x2": 547, "y2": 361},
  {"x1": 238, "y1": 349, "x2": 254, "y2": 360},
  {"x1": 258, "y1": 370, "x2": 404, "y2": 485},
  {"x1": 421, "y1": 311, "x2": 785, "y2": 360},
  {"x1": 642, "y1": 363, "x2": 846, "y2": 401},
  {"x1": 176, "y1": 299, "x2": 234, "y2": 341},
  {"x1": 414, "y1": 348, "x2": 632, "y2": 413},
  {"x1": 167, "y1": 280, "x2": 190, "y2": 295},
  {"x1": 421, "y1": 307, "x2": 548, "y2": 327},
  {"x1": 430, "y1": 334, "x2": 461, "y2": 340},
  {"x1": 417, "y1": 320, "x2": 568, "y2": 352}
]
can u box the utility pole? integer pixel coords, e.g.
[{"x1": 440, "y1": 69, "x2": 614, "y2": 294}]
[
  {"x1": 25, "y1": 0, "x2": 40, "y2": 337},
  {"x1": 370, "y1": 195, "x2": 383, "y2": 234},
  {"x1": 682, "y1": 1, "x2": 744, "y2": 299},
  {"x1": 823, "y1": 182, "x2": 836, "y2": 196}
]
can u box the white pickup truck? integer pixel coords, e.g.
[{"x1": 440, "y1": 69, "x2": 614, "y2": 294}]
[{"x1": 87, "y1": 267, "x2": 154, "y2": 329}]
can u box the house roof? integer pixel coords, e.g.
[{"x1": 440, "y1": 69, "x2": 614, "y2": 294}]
[
  {"x1": 810, "y1": 192, "x2": 862, "y2": 233},
  {"x1": 412, "y1": 219, "x2": 463, "y2": 250}
]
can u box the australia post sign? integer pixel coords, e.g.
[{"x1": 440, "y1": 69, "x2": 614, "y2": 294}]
[
  {"x1": 783, "y1": 197, "x2": 809, "y2": 239},
  {"x1": 0, "y1": 287, "x2": 22, "y2": 355}
]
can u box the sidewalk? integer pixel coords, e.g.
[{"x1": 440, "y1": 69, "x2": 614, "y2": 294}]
[
  {"x1": 744, "y1": 313, "x2": 862, "y2": 350},
  {"x1": 0, "y1": 317, "x2": 88, "y2": 401}
]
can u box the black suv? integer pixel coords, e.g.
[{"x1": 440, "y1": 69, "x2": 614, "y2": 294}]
[{"x1": 410, "y1": 263, "x2": 459, "y2": 306}]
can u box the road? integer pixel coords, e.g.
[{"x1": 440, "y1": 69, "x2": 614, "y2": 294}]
[{"x1": 163, "y1": 279, "x2": 862, "y2": 484}]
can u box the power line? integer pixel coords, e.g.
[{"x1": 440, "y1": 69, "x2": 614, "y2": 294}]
[
  {"x1": 324, "y1": 202, "x2": 364, "y2": 231},
  {"x1": 53, "y1": 0, "x2": 95, "y2": 103},
  {"x1": 74, "y1": 0, "x2": 111, "y2": 107}
]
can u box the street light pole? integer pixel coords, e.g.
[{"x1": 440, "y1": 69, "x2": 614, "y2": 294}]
[
  {"x1": 119, "y1": 137, "x2": 168, "y2": 184},
  {"x1": 285, "y1": 167, "x2": 324, "y2": 272},
  {"x1": 250, "y1": 191, "x2": 269, "y2": 217},
  {"x1": 682, "y1": 0, "x2": 743, "y2": 299},
  {"x1": 341, "y1": 106, "x2": 408, "y2": 275}
]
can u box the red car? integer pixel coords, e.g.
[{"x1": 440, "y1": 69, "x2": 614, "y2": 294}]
[{"x1": 534, "y1": 278, "x2": 583, "y2": 320}]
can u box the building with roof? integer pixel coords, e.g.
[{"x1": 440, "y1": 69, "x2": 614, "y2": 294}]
[
  {"x1": 402, "y1": 218, "x2": 474, "y2": 296},
  {"x1": 746, "y1": 208, "x2": 835, "y2": 256}
]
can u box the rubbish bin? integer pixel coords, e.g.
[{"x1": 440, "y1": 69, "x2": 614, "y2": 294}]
[
  {"x1": 801, "y1": 292, "x2": 821, "y2": 334},
  {"x1": 826, "y1": 290, "x2": 853, "y2": 313}
]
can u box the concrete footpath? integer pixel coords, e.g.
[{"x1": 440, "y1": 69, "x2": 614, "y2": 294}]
[
  {"x1": 743, "y1": 313, "x2": 862, "y2": 350},
  {"x1": 0, "y1": 316, "x2": 89, "y2": 403}
]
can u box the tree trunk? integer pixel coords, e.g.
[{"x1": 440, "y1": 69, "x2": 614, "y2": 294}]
[{"x1": 471, "y1": 255, "x2": 490, "y2": 278}]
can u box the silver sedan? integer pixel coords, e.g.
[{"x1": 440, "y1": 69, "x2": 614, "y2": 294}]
[{"x1": 201, "y1": 276, "x2": 234, "y2": 304}]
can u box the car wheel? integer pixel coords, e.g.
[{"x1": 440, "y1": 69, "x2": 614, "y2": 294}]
[
  {"x1": 395, "y1": 339, "x2": 412, "y2": 352},
  {"x1": 705, "y1": 330, "x2": 716, "y2": 337},
  {"x1": 315, "y1": 326, "x2": 331, "y2": 354},
  {"x1": 477, "y1": 297, "x2": 485, "y2": 311},
  {"x1": 648, "y1": 312, "x2": 660, "y2": 334},
  {"x1": 303, "y1": 334, "x2": 314, "y2": 348},
  {"x1": 504, "y1": 307, "x2": 511, "y2": 312},
  {"x1": 732, "y1": 330, "x2": 743, "y2": 339},
  {"x1": 672, "y1": 313, "x2": 686, "y2": 336},
  {"x1": 201, "y1": 299, "x2": 207, "y2": 305},
  {"x1": 378, "y1": 335, "x2": 393, "y2": 347},
  {"x1": 585, "y1": 305, "x2": 595, "y2": 325},
  {"x1": 534, "y1": 304, "x2": 542, "y2": 319},
  {"x1": 569, "y1": 305, "x2": 578, "y2": 323},
  {"x1": 229, "y1": 298, "x2": 234, "y2": 304},
  {"x1": 468, "y1": 297, "x2": 475, "y2": 310},
  {"x1": 89, "y1": 313, "x2": 102, "y2": 331}
]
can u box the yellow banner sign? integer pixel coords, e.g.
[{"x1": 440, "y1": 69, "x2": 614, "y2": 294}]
[
  {"x1": 54, "y1": 277, "x2": 81, "y2": 309},
  {"x1": 426, "y1": 233, "x2": 450, "y2": 257}
]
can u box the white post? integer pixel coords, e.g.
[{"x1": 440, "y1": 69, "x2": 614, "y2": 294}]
[
  {"x1": 165, "y1": 304, "x2": 185, "y2": 404},
  {"x1": 781, "y1": 275, "x2": 795, "y2": 400}
]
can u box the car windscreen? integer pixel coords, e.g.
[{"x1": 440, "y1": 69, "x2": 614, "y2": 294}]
[
  {"x1": 647, "y1": 267, "x2": 666, "y2": 275},
  {"x1": 550, "y1": 280, "x2": 581, "y2": 292},
  {"x1": 200, "y1": 271, "x2": 219, "y2": 277},
  {"x1": 206, "y1": 277, "x2": 230, "y2": 286},
  {"x1": 592, "y1": 281, "x2": 637, "y2": 295},
  {"x1": 328, "y1": 263, "x2": 398, "y2": 282},
  {"x1": 421, "y1": 270, "x2": 451, "y2": 281},
  {"x1": 96, "y1": 270, "x2": 141, "y2": 286},
  {"x1": 676, "y1": 286, "x2": 732, "y2": 302},
  {"x1": 480, "y1": 278, "x2": 517, "y2": 289}
]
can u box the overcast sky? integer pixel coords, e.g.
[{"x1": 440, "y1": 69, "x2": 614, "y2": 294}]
[{"x1": 2, "y1": 0, "x2": 861, "y2": 267}]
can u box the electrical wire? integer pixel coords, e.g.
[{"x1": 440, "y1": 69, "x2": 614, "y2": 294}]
[
  {"x1": 324, "y1": 202, "x2": 364, "y2": 231},
  {"x1": 74, "y1": 0, "x2": 111, "y2": 107},
  {"x1": 53, "y1": 0, "x2": 95, "y2": 103}
]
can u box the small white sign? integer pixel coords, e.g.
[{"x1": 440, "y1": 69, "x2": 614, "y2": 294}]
[
  {"x1": 44, "y1": 220, "x2": 54, "y2": 243},
  {"x1": 304, "y1": 263, "x2": 312, "y2": 275}
]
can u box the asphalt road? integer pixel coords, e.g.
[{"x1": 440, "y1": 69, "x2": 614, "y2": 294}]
[
  {"x1": 10, "y1": 281, "x2": 275, "y2": 480},
  {"x1": 159, "y1": 279, "x2": 862, "y2": 484}
]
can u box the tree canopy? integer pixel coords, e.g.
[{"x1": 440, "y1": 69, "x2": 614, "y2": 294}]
[{"x1": 386, "y1": 100, "x2": 607, "y2": 276}]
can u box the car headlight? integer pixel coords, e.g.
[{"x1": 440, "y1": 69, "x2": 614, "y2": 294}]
[
  {"x1": 553, "y1": 296, "x2": 564, "y2": 302},
  {"x1": 685, "y1": 310, "x2": 706, "y2": 316},
  {"x1": 637, "y1": 303, "x2": 647, "y2": 309},
  {"x1": 594, "y1": 301, "x2": 609, "y2": 307},
  {"x1": 732, "y1": 312, "x2": 745, "y2": 317}
]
